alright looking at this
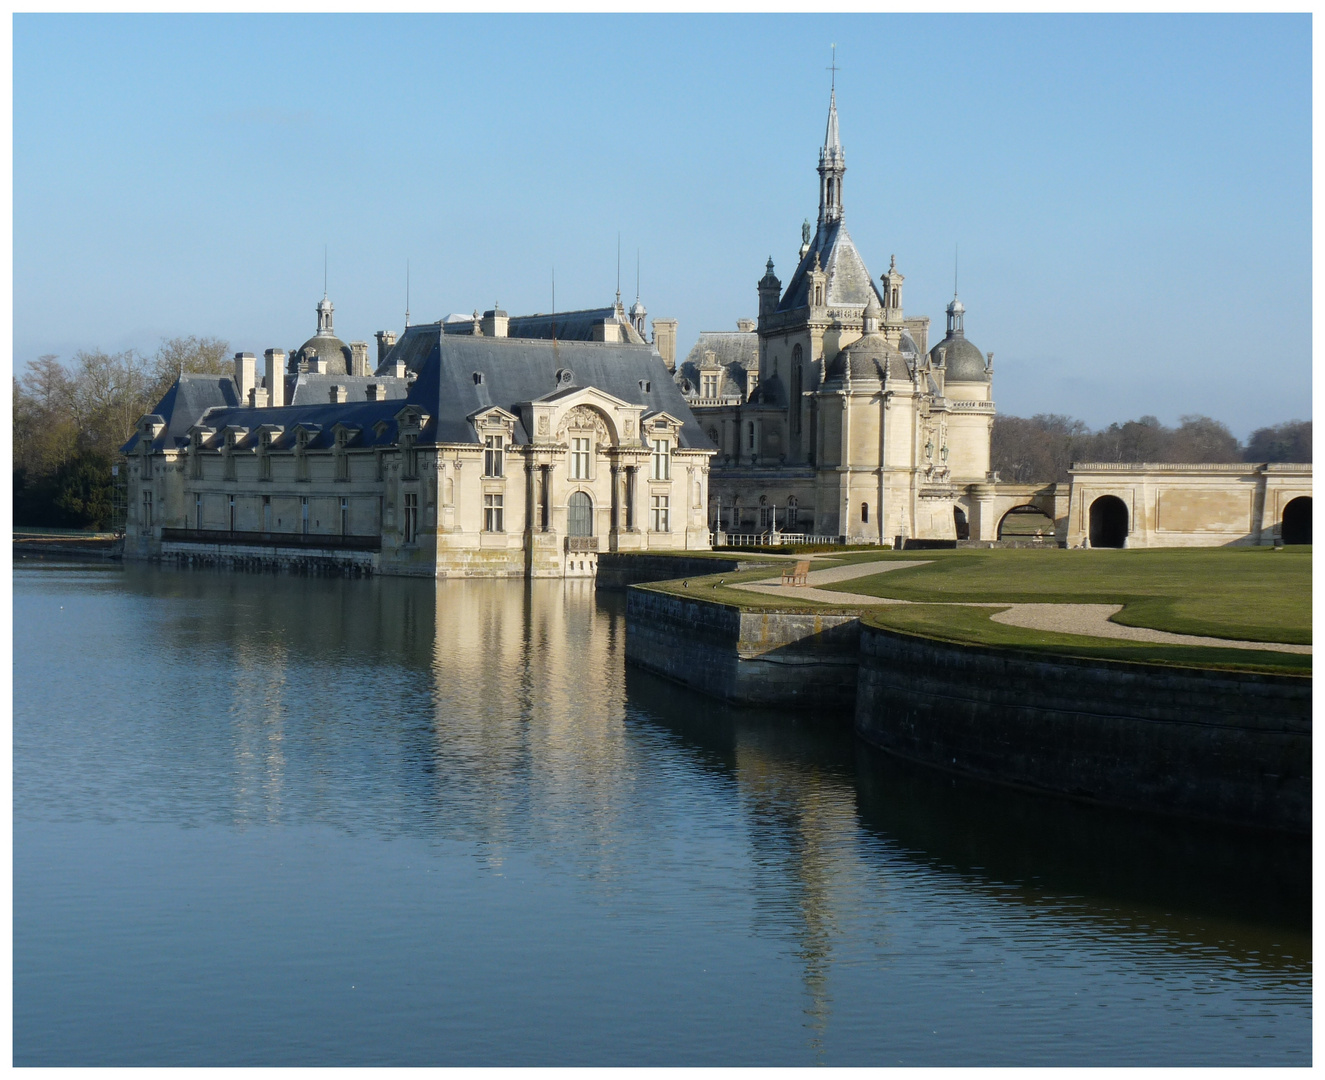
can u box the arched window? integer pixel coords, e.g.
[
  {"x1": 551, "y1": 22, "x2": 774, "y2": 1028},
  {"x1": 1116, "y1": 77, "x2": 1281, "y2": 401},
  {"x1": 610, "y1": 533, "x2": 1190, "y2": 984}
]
[
  {"x1": 891, "y1": 287, "x2": 899, "y2": 307},
  {"x1": 861, "y1": 502, "x2": 869, "y2": 524},
  {"x1": 567, "y1": 491, "x2": 593, "y2": 537}
]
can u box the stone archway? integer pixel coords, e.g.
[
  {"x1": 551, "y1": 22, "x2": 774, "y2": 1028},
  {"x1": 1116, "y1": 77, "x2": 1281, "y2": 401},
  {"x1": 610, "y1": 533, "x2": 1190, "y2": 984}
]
[
  {"x1": 1282, "y1": 496, "x2": 1312, "y2": 545},
  {"x1": 953, "y1": 506, "x2": 970, "y2": 541},
  {"x1": 997, "y1": 504, "x2": 1055, "y2": 541},
  {"x1": 1089, "y1": 495, "x2": 1129, "y2": 548}
]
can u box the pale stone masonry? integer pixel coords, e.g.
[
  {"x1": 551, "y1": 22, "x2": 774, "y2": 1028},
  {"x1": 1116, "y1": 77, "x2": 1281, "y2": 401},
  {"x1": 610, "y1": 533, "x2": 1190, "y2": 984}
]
[{"x1": 122, "y1": 295, "x2": 714, "y2": 577}]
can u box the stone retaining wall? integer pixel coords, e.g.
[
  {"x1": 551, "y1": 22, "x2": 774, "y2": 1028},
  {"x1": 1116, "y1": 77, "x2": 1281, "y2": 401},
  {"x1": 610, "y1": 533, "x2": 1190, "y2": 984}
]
[
  {"x1": 625, "y1": 586, "x2": 860, "y2": 710},
  {"x1": 159, "y1": 541, "x2": 377, "y2": 577},
  {"x1": 855, "y1": 624, "x2": 1311, "y2": 833},
  {"x1": 597, "y1": 553, "x2": 745, "y2": 590}
]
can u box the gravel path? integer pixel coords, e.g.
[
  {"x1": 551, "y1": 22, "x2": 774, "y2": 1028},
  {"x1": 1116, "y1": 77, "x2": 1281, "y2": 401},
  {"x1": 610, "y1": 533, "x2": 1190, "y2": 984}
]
[{"x1": 732, "y1": 557, "x2": 1310, "y2": 656}]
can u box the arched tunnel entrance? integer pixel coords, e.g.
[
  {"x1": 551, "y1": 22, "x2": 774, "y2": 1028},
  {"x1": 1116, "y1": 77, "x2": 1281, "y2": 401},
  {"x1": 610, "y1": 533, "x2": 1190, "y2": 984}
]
[
  {"x1": 1282, "y1": 496, "x2": 1312, "y2": 545},
  {"x1": 1089, "y1": 496, "x2": 1129, "y2": 548},
  {"x1": 998, "y1": 505, "x2": 1056, "y2": 541}
]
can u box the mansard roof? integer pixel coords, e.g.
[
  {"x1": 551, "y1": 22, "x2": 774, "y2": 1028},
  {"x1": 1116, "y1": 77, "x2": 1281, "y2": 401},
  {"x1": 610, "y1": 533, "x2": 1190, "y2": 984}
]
[
  {"x1": 120, "y1": 373, "x2": 241, "y2": 453},
  {"x1": 777, "y1": 219, "x2": 883, "y2": 313},
  {"x1": 379, "y1": 324, "x2": 710, "y2": 449},
  {"x1": 286, "y1": 372, "x2": 409, "y2": 405},
  {"x1": 430, "y1": 306, "x2": 646, "y2": 346}
]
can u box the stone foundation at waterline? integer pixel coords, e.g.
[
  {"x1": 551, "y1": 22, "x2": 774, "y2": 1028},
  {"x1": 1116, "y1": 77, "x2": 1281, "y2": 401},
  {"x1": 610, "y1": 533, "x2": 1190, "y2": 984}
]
[{"x1": 854, "y1": 624, "x2": 1310, "y2": 834}]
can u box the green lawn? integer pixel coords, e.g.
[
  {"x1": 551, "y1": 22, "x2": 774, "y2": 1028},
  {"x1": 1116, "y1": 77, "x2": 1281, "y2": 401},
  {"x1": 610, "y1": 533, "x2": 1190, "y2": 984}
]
[
  {"x1": 863, "y1": 603, "x2": 1311, "y2": 677},
  {"x1": 828, "y1": 547, "x2": 1311, "y2": 645}
]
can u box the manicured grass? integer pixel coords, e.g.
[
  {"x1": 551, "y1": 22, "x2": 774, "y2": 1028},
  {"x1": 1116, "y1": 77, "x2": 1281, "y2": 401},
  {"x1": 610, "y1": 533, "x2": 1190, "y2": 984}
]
[
  {"x1": 828, "y1": 547, "x2": 1311, "y2": 645},
  {"x1": 863, "y1": 604, "x2": 1311, "y2": 677}
]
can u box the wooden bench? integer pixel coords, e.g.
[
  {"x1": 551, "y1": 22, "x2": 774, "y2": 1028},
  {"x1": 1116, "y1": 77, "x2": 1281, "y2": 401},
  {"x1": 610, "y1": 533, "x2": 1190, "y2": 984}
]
[{"x1": 781, "y1": 560, "x2": 812, "y2": 586}]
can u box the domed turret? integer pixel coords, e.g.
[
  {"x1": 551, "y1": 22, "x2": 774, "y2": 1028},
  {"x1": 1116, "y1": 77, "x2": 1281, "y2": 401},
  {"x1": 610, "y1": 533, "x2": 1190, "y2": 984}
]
[
  {"x1": 928, "y1": 293, "x2": 989, "y2": 383},
  {"x1": 825, "y1": 290, "x2": 904, "y2": 384},
  {"x1": 291, "y1": 294, "x2": 353, "y2": 375}
]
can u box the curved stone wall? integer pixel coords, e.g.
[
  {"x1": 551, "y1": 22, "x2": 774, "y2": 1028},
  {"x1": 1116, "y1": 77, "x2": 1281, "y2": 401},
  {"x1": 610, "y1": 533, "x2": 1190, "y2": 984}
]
[{"x1": 855, "y1": 625, "x2": 1311, "y2": 833}]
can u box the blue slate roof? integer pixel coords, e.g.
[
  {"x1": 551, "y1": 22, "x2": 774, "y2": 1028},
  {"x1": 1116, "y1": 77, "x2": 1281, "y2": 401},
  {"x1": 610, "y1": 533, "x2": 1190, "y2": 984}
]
[{"x1": 125, "y1": 324, "x2": 714, "y2": 454}]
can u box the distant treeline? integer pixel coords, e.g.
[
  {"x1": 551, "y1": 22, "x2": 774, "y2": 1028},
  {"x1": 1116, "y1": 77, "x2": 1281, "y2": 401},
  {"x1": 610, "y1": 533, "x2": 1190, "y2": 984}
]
[
  {"x1": 991, "y1": 414, "x2": 1312, "y2": 485},
  {"x1": 13, "y1": 337, "x2": 231, "y2": 529}
]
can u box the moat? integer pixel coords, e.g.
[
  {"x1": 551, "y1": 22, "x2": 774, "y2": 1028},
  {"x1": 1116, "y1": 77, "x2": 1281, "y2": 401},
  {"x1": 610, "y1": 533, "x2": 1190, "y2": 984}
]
[{"x1": 13, "y1": 561, "x2": 1311, "y2": 1065}]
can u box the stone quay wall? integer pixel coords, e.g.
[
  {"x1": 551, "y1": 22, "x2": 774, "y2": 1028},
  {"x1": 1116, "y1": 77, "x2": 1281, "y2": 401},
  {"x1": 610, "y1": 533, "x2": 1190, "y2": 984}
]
[
  {"x1": 625, "y1": 586, "x2": 861, "y2": 710},
  {"x1": 855, "y1": 624, "x2": 1311, "y2": 833},
  {"x1": 159, "y1": 540, "x2": 378, "y2": 577},
  {"x1": 597, "y1": 553, "x2": 745, "y2": 590}
]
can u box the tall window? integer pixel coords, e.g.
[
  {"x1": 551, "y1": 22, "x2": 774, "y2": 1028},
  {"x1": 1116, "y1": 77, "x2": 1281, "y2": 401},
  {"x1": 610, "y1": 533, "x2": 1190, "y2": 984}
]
[
  {"x1": 747, "y1": 423, "x2": 756, "y2": 451},
  {"x1": 336, "y1": 444, "x2": 349, "y2": 481},
  {"x1": 861, "y1": 502, "x2": 869, "y2": 524},
  {"x1": 650, "y1": 438, "x2": 670, "y2": 480},
  {"x1": 484, "y1": 434, "x2": 504, "y2": 477},
  {"x1": 296, "y1": 435, "x2": 309, "y2": 482},
  {"x1": 787, "y1": 496, "x2": 799, "y2": 528},
  {"x1": 263, "y1": 495, "x2": 272, "y2": 532},
  {"x1": 791, "y1": 345, "x2": 803, "y2": 435},
  {"x1": 340, "y1": 497, "x2": 349, "y2": 535},
  {"x1": 650, "y1": 494, "x2": 670, "y2": 533},
  {"x1": 301, "y1": 496, "x2": 310, "y2": 534},
  {"x1": 570, "y1": 437, "x2": 590, "y2": 479},
  {"x1": 402, "y1": 437, "x2": 417, "y2": 479},
  {"x1": 195, "y1": 494, "x2": 203, "y2": 530},
  {"x1": 702, "y1": 373, "x2": 719, "y2": 399},
  {"x1": 760, "y1": 506, "x2": 772, "y2": 528},
  {"x1": 483, "y1": 493, "x2": 504, "y2": 533},
  {"x1": 190, "y1": 450, "x2": 202, "y2": 479},
  {"x1": 403, "y1": 492, "x2": 418, "y2": 543},
  {"x1": 567, "y1": 491, "x2": 593, "y2": 537},
  {"x1": 228, "y1": 495, "x2": 235, "y2": 531},
  {"x1": 261, "y1": 449, "x2": 272, "y2": 481},
  {"x1": 142, "y1": 490, "x2": 152, "y2": 528},
  {"x1": 224, "y1": 448, "x2": 236, "y2": 481}
]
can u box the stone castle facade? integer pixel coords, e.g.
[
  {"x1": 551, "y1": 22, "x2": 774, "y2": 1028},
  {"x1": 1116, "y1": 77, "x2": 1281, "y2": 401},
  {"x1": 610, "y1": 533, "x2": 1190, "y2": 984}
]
[
  {"x1": 122, "y1": 296, "x2": 713, "y2": 577},
  {"x1": 674, "y1": 88, "x2": 997, "y2": 545}
]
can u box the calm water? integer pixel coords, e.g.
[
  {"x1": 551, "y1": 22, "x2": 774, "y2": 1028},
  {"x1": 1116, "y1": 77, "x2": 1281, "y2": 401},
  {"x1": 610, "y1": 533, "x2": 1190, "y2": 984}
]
[{"x1": 13, "y1": 562, "x2": 1311, "y2": 1065}]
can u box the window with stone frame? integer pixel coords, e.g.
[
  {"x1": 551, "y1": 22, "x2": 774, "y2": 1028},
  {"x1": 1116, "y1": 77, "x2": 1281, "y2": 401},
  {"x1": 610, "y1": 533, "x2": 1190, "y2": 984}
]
[
  {"x1": 650, "y1": 494, "x2": 670, "y2": 533},
  {"x1": 650, "y1": 438, "x2": 671, "y2": 480},
  {"x1": 335, "y1": 430, "x2": 350, "y2": 481},
  {"x1": 403, "y1": 492, "x2": 418, "y2": 543},
  {"x1": 483, "y1": 493, "x2": 504, "y2": 533},
  {"x1": 190, "y1": 445, "x2": 202, "y2": 479},
  {"x1": 224, "y1": 437, "x2": 237, "y2": 481},
  {"x1": 786, "y1": 496, "x2": 799, "y2": 528},
  {"x1": 260, "y1": 435, "x2": 273, "y2": 481},
  {"x1": 702, "y1": 373, "x2": 719, "y2": 399},
  {"x1": 142, "y1": 490, "x2": 153, "y2": 528},
  {"x1": 484, "y1": 434, "x2": 504, "y2": 477},
  {"x1": 402, "y1": 436, "x2": 418, "y2": 480},
  {"x1": 570, "y1": 437, "x2": 590, "y2": 480}
]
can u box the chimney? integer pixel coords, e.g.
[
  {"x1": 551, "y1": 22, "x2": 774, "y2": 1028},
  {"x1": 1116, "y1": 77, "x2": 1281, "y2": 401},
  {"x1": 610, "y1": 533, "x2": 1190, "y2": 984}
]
[
  {"x1": 308, "y1": 353, "x2": 326, "y2": 375},
  {"x1": 350, "y1": 341, "x2": 370, "y2": 377},
  {"x1": 264, "y1": 350, "x2": 286, "y2": 408},
  {"x1": 330, "y1": 384, "x2": 348, "y2": 404},
  {"x1": 480, "y1": 307, "x2": 509, "y2": 338},
  {"x1": 375, "y1": 330, "x2": 397, "y2": 367},
  {"x1": 736, "y1": 318, "x2": 756, "y2": 333},
  {"x1": 249, "y1": 386, "x2": 269, "y2": 408},
  {"x1": 592, "y1": 319, "x2": 621, "y2": 344},
  {"x1": 366, "y1": 383, "x2": 384, "y2": 401},
  {"x1": 234, "y1": 352, "x2": 256, "y2": 402},
  {"x1": 391, "y1": 358, "x2": 407, "y2": 379},
  {"x1": 652, "y1": 317, "x2": 678, "y2": 370}
]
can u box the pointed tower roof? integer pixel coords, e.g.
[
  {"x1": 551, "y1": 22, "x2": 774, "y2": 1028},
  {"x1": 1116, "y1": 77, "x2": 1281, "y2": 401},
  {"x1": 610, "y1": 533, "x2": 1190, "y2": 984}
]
[{"x1": 824, "y1": 88, "x2": 841, "y2": 153}]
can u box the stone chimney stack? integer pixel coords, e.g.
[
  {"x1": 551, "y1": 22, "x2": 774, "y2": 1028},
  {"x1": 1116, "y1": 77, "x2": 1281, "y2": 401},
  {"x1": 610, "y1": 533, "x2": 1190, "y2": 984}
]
[
  {"x1": 366, "y1": 383, "x2": 385, "y2": 401},
  {"x1": 736, "y1": 318, "x2": 756, "y2": 333},
  {"x1": 249, "y1": 386, "x2": 269, "y2": 408},
  {"x1": 330, "y1": 384, "x2": 348, "y2": 404},
  {"x1": 652, "y1": 318, "x2": 678, "y2": 371},
  {"x1": 264, "y1": 349, "x2": 286, "y2": 408},
  {"x1": 234, "y1": 352, "x2": 256, "y2": 402},
  {"x1": 308, "y1": 354, "x2": 326, "y2": 375},
  {"x1": 592, "y1": 319, "x2": 621, "y2": 343},
  {"x1": 350, "y1": 341, "x2": 370, "y2": 377},
  {"x1": 480, "y1": 307, "x2": 509, "y2": 338},
  {"x1": 391, "y1": 358, "x2": 407, "y2": 379},
  {"x1": 375, "y1": 330, "x2": 397, "y2": 367}
]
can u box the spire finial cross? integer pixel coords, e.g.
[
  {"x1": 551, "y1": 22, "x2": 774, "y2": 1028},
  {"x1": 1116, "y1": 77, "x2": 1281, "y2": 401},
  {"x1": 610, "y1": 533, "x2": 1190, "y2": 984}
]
[{"x1": 827, "y1": 44, "x2": 839, "y2": 91}]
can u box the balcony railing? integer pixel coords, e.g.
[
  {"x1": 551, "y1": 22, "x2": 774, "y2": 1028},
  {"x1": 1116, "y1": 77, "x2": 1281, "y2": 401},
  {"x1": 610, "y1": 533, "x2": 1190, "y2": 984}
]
[
  {"x1": 160, "y1": 527, "x2": 381, "y2": 552},
  {"x1": 565, "y1": 536, "x2": 599, "y2": 553}
]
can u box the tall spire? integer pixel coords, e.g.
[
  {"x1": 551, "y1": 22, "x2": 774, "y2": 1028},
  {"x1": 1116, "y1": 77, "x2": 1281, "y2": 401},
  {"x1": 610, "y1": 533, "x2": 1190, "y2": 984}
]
[{"x1": 817, "y1": 50, "x2": 845, "y2": 227}]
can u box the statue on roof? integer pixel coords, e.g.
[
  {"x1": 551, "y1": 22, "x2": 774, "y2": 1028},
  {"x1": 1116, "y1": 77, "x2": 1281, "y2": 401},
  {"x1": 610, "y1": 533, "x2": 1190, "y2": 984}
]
[{"x1": 802, "y1": 219, "x2": 812, "y2": 246}]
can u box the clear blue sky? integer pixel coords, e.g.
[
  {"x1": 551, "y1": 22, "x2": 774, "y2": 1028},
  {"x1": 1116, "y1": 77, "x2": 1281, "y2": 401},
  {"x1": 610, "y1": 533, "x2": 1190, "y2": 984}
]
[{"x1": 14, "y1": 14, "x2": 1311, "y2": 437}]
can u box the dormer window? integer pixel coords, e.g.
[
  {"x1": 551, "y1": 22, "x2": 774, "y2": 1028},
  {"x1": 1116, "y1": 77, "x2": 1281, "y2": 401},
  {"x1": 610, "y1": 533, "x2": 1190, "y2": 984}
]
[
  {"x1": 701, "y1": 373, "x2": 719, "y2": 399},
  {"x1": 638, "y1": 379, "x2": 651, "y2": 393},
  {"x1": 473, "y1": 371, "x2": 484, "y2": 385}
]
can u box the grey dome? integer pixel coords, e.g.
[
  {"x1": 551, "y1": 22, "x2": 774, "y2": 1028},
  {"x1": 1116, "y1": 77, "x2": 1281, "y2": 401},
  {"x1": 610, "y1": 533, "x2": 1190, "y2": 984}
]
[
  {"x1": 929, "y1": 333, "x2": 988, "y2": 383},
  {"x1": 291, "y1": 332, "x2": 353, "y2": 375},
  {"x1": 825, "y1": 329, "x2": 905, "y2": 384}
]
